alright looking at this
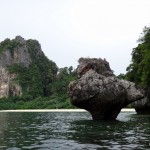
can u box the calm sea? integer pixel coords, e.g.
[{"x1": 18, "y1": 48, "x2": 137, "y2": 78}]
[{"x1": 0, "y1": 111, "x2": 150, "y2": 150}]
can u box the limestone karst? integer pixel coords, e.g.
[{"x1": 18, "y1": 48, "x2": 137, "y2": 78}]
[{"x1": 68, "y1": 58, "x2": 144, "y2": 120}]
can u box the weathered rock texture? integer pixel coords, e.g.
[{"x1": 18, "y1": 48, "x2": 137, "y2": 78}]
[
  {"x1": 68, "y1": 58, "x2": 144, "y2": 120},
  {"x1": 132, "y1": 98, "x2": 150, "y2": 114},
  {"x1": 132, "y1": 88, "x2": 150, "y2": 114},
  {"x1": 0, "y1": 36, "x2": 31, "y2": 98},
  {"x1": 0, "y1": 67, "x2": 22, "y2": 98},
  {"x1": 0, "y1": 36, "x2": 31, "y2": 68}
]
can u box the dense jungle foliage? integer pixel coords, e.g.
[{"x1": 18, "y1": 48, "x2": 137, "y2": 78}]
[{"x1": 126, "y1": 26, "x2": 150, "y2": 88}]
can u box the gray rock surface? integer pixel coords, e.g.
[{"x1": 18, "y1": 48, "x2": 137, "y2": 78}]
[
  {"x1": 0, "y1": 36, "x2": 32, "y2": 98},
  {"x1": 68, "y1": 58, "x2": 144, "y2": 120},
  {"x1": 0, "y1": 36, "x2": 31, "y2": 68},
  {"x1": 77, "y1": 57, "x2": 114, "y2": 78},
  {"x1": 132, "y1": 96, "x2": 150, "y2": 114}
]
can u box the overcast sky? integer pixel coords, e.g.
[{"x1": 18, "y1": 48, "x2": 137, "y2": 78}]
[{"x1": 0, "y1": 0, "x2": 150, "y2": 75}]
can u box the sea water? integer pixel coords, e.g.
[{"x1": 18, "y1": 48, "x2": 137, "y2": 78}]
[{"x1": 0, "y1": 111, "x2": 149, "y2": 150}]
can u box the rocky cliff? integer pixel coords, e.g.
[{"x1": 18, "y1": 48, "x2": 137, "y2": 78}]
[
  {"x1": 68, "y1": 58, "x2": 144, "y2": 120},
  {"x1": 0, "y1": 36, "x2": 31, "y2": 98},
  {"x1": 0, "y1": 36, "x2": 57, "y2": 98}
]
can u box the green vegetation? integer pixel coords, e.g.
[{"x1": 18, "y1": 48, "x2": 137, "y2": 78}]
[
  {"x1": 0, "y1": 95, "x2": 75, "y2": 110},
  {"x1": 0, "y1": 38, "x2": 21, "y2": 55},
  {"x1": 126, "y1": 26, "x2": 150, "y2": 88},
  {"x1": 0, "y1": 38, "x2": 77, "y2": 109},
  {"x1": 26, "y1": 40, "x2": 58, "y2": 96},
  {"x1": 6, "y1": 39, "x2": 58, "y2": 99},
  {"x1": 52, "y1": 66, "x2": 76, "y2": 95},
  {"x1": 117, "y1": 73, "x2": 126, "y2": 80},
  {"x1": 1, "y1": 64, "x2": 76, "y2": 109},
  {"x1": 3, "y1": 65, "x2": 76, "y2": 109}
]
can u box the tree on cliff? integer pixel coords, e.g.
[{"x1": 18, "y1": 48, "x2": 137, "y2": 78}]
[{"x1": 126, "y1": 26, "x2": 150, "y2": 88}]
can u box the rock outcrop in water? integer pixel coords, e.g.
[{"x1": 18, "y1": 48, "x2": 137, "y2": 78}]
[
  {"x1": 68, "y1": 58, "x2": 144, "y2": 120},
  {"x1": 132, "y1": 98, "x2": 150, "y2": 114},
  {"x1": 132, "y1": 89, "x2": 150, "y2": 114}
]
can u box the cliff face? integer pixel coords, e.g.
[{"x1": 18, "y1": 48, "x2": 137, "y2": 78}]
[
  {"x1": 0, "y1": 36, "x2": 57, "y2": 98},
  {"x1": 0, "y1": 36, "x2": 32, "y2": 98},
  {"x1": 0, "y1": 66, "x2": 23, "y2": 98},
  {"x1": 0, "y1": 36, "x2": 31, "y2": 68}
]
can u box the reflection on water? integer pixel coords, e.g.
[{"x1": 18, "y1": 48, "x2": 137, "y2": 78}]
[{"x1": 0, "y1": 112, "x2": 149, "y2": 150}]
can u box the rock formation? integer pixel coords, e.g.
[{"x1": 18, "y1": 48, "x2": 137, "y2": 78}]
[
  {"x1": 0, "y1": 36, "x2": 58, "y2": 99},
  {"x1": 0, "y1": 36, "x2": 31, "y2": 98},
  {"x1": 132, "y1": 88, "x2": 150, "y2": 114},
  {"x1": 132, "y1": 98, "x2": 150, "y2": 114},
  {"x1": 68, "y1": 58, "x2": 144, "y2": 120}
]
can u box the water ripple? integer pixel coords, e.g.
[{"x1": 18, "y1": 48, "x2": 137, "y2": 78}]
[{"x1": 0, "y1": 112, "x2": 149, "y2": 149}]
